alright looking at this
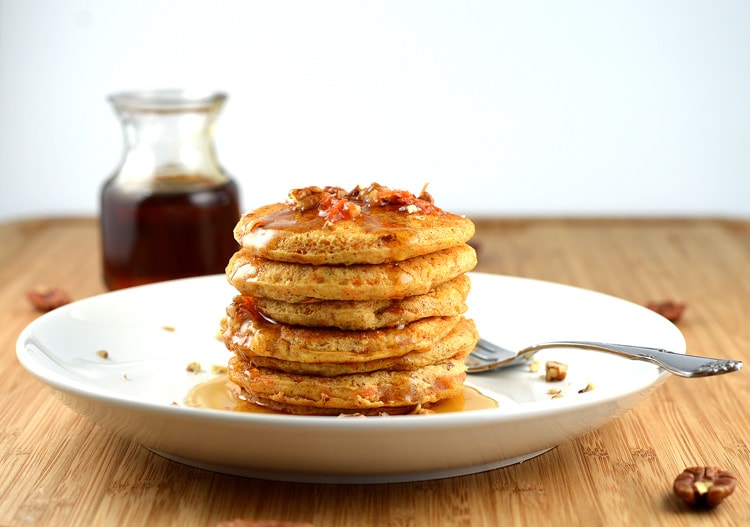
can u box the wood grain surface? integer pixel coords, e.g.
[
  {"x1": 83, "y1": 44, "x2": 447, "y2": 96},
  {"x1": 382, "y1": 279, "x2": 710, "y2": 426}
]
[{"x1": 1, "y1": 217, "x2": 748, "y2": 527}]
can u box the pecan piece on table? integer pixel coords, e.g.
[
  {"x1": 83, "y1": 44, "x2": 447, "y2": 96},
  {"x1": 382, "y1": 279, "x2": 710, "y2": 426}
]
[
  {"x1": 217, "y1": 520, "x2": 314, "y2": 527},
  {"x1": 26, "y1": 287, "x2": 72, "y2": 312},
  {"x1": 646, "y1": 300, "x2": 686, "y2": 323},
  {"x1": 673, "y1": 466, "x2": 737, "y2": 508}
]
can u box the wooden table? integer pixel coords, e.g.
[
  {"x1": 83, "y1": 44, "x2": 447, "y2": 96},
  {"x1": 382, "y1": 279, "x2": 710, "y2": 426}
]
[{"x1": 1, "y1": 217, "x2": 748, "y2": 526}]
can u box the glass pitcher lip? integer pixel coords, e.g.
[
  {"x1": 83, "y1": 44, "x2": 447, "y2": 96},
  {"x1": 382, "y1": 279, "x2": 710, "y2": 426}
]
[{"x1": 108, "y1": 89, "x2": 227, "y2": 112}]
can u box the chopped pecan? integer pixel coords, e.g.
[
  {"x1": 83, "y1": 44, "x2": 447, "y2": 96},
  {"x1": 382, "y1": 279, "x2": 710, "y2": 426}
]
[
  {"x1": 545, "y1": 361, "x2": 568, "y2": 382},
  {"x1": 289, "y1": 186, "x2": 328, "y2": 211},
  {"x1": 211, "y1": 364, "x2": 228, "y2": 374},
  {"x1": 673, "y1": 466, "x2": 737, "y2": 508},
  {"x1": 186, "y1": 361, "x2": 202, "y2": 373},
  {"x1": 646, "y1": 300, "x2": 686, "y2": 323},
  {"x1": 26, "y1": 287, "x2": 72, "y2": 312},
  {"x1": 287, "y1": 183, "x2": 442, "y2": 225},
  {"x1": 354, "y1": 182, "x2": 438, "y2": 213}
]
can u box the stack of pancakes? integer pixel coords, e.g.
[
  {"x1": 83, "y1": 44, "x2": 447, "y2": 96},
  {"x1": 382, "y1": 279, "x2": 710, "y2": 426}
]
[{"x1": 220, "y1": 184, "x2": 479, "y2": 415}]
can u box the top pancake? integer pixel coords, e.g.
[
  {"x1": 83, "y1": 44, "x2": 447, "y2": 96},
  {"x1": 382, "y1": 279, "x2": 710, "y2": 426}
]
[{"x1": 233, "y1": 185, "x2": 475, "y2": 265}]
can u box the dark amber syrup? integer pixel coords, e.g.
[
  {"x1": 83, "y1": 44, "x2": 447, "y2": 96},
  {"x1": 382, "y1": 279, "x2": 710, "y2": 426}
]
[{"x1": 101, "y1": 175, "x2": 240, "y2": 290}]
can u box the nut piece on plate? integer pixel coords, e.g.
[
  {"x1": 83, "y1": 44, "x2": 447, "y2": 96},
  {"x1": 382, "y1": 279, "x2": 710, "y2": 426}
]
[
  {"x1": 186, "y1": 361, "x2": 202, "y2": 373},
  {"x1": 26, "y1": 287, "x2": 72, "y2": 312},
  {"x1": 545, "y1": 361, "x2": 568, "y2": 382},
  {"x1": 646, "y1": 300, "x2": 686, "y2": 323},
  {"x1": 673, "y1": 466, "x2": 737, "y2": 508}
]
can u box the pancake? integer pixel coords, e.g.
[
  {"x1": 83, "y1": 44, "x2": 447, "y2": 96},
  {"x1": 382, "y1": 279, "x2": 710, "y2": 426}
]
[
  {"x1": 254, "y1": 274, "x2": 471, "y2": 330},
  {"x1": 226, "y1": 244, "x2": 477, "y2": 302},
  {"x1": 227, "y1": 356, "x2": 467, "y2": 415},
  {"x1": 233, "y1": 184, "x2": 475, "y2": 265},
  {"x1": 222, "y1": 295, "x2": 462, "y2": 362},
  {"x1": 241, "y1": 316, "x2": 478, "y2": 376}
]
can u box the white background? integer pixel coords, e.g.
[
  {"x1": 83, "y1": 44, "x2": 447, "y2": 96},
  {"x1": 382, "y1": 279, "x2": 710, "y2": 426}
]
[{"x1": 1, "y1": 0, "x2": 748, "y2": 221}]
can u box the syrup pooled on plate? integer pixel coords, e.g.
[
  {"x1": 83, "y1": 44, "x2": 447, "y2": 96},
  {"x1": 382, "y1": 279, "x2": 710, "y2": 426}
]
[{"x1": 184, "y1": 376, "x2": 498, "y2": 415}]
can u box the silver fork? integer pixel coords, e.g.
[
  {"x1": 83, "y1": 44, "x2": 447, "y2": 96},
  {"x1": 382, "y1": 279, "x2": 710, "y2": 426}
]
[{"x1": 466, "y1": 338, "x2": 743, "y2": 378}]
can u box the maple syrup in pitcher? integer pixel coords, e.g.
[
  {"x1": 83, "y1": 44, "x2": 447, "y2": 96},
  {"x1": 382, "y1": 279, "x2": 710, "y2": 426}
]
[{"x1": 100, "y1": 91, "x2": 241, "y2": 290}]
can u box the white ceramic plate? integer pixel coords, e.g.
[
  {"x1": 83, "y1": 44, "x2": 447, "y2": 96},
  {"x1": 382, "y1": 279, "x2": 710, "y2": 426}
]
[{"x1": 16, "y1": 272, "x2": 684, "y2": 484}]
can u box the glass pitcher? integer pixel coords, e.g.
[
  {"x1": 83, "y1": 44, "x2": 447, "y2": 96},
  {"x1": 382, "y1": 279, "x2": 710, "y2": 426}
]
[{"x1": 100, "y1": 90, "x2": 241, "y2": 290}]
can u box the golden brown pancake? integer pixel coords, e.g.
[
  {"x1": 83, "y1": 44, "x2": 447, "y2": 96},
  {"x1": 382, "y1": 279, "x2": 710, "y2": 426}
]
[
  {"x1": 238, "y1": 316, "x2": 478, "y2": 376},
  {"x1": 233, "y1": 186, "x2": 475, "y2": 265},
  {"x1": 227, "y1": 356, "x2": 467, "y2": 415},
  {"x1": 253, "y1": 274, "x2": 471, "y2": 330},
  {"x1": 222, "y1": 295, "x2": 462, "y2": 363},
  {"x1": 226, "y1": 244, "x2": 477, "y2": 302}
]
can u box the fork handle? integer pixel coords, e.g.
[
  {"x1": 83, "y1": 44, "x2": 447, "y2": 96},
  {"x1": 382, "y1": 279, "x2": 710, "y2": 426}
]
[{"x1": 525, "y1": 341, "x2": 742, "y2": 378}]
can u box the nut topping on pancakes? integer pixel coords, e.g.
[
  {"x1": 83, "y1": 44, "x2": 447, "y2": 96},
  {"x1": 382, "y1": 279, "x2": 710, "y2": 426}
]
[{"x1": 288, "y1": 183, "x2": 440, "y2": 225}]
